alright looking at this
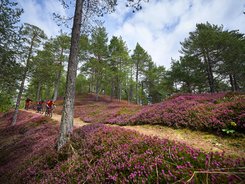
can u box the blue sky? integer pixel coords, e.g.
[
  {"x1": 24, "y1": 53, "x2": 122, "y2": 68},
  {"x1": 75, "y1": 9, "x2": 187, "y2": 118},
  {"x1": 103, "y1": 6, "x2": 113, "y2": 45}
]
[{"x1": 17, "y1": 0, "x2": 245, "y2": 69}]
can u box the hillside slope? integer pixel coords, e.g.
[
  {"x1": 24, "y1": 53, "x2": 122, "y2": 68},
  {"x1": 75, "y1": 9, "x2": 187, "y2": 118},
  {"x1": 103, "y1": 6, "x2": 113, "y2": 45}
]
[
  {"x1": 0, "y1": 111, "x2": 244, "y2": 183},
  {"x1": 55, "y1": 93, "x2": 245, "y2": 135}
]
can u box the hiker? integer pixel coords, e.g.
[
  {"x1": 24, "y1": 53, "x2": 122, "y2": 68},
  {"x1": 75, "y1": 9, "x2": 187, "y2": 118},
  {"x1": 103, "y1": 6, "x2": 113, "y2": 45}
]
[{"x1": 25, "y1": 98, "x2": 32, "y2": 110}]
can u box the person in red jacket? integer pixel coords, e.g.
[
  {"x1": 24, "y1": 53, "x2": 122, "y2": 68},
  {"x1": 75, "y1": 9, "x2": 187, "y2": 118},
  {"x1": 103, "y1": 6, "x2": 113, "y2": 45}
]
[{"x1": 46, "y1": 100, "x2": 54, "y2": 109}]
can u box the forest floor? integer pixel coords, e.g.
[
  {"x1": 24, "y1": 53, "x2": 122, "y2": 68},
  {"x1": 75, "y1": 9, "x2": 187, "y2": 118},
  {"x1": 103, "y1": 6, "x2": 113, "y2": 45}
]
[{"x1": 24, "y1": 109, "x2": 245, "y2": 158}]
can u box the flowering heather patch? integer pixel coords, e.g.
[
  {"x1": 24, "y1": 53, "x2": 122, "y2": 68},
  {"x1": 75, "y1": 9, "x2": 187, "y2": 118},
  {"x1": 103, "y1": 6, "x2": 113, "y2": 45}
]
[
  {"x1": 18, "y1": 124, "x2": 245, "y2": 183},
  {"x1": 1, "y1": 110, "x2": 44, "y2": 126},
  {"x1": 73, "y1": 102, "x2": 141, "y2": 124},
  {"x1": 53, "y1": 93, "x2": 142, "y2": 123},
  {"x1": 0, "y1": 111, "x2": 59, "y2": 183},
  {"x1": 108, "y1": 93, "x2": 245, "y2": 134}
]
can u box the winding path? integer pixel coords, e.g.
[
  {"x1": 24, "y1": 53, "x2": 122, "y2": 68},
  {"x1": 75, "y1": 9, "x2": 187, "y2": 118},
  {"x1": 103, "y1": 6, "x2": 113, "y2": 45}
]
[{"x1": 23, "y1": 109, "x2": 245, "y2": 158}]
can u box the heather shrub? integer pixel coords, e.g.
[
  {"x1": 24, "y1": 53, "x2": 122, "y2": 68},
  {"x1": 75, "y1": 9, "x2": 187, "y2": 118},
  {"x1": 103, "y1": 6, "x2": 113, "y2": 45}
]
[
  {"x1": 107, "y1": 93, "x2": 245, "y2": 135},
  {"x1": 0, "y1": 111, "x2": 59, "y2": 184},
  {"x1": 19, "y1": 124, "x2": 244, "y2": 183}
]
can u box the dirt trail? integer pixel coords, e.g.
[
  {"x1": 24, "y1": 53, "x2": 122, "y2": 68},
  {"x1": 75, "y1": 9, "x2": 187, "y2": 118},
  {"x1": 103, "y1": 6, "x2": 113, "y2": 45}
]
[
  {"x1": 49, "y1": 113, "x2": 90, "y2": 127},
  {"x1": 22, "y1": 110, "x2": 245, "y2": 158},
  {"x1": 120, "y1": 125, "x2": 245, "y2": 158}
]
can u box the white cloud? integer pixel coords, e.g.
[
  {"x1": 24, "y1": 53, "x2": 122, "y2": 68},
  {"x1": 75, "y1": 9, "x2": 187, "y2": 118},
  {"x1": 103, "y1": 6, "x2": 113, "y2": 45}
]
[
  {"x1": 105, "y1": 0, "x2": 245, "y2": 69},
  {"x1": 17, "y1": 0, "x2": 68, "y2": 37}
]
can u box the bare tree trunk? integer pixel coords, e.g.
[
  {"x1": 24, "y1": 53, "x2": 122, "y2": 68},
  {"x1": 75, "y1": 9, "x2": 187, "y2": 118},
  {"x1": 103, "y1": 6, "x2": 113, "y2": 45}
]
[
  {"x1": 89, "y1": 73, "x2": 93, "y2": 93},
  {"x1": 12, "y1": 73, "x2": 26, "y2": 125},
  {"x1": 229, "y1": 74, "x2": 235, "y2": 92},
  {"x1": 203, "y1": 51, "x2": 215, "y2": 93},
  {"x1": 128, "y1": 65, "x2": 133, "y2": 103},
  {"x1": 136, "y1": 61, "x2": 139, "y2": 104},
  {"x1": 53, "y1": 47, "x2": 64, "y2": 101},
  {"x1": 110, "y1": 80, "x2": 114, "y2": 101},
  {"x1": 119, "y1": 82, "x2": 122, "y2": 101},
  {"x1": 118, "y1": 60, "x2": 122, "y2": 101},
  {"x1": 129, "y1": 84, "x2": 133, "y2": 103},
  {"x1": 207, "y1": 61, "x2": 215, "y2": 93},
  {"x1": 95, "y1": 78, "x2": 99, "y2": 101},
  {"x1": 53, "y1": 62, "x2": 62, "y2": 101},
  {"x1": 57, "y1": 0, "x2": 83, "y2": 151},
  {"x1": 233, "y1": 74, "x2": 239, "y2": 91}
]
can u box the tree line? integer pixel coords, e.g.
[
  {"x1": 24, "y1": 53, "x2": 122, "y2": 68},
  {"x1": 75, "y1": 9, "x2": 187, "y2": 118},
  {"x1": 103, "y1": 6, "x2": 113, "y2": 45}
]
[{"x1": 25, "y1": 23, "x2": 245, "y2": 105}]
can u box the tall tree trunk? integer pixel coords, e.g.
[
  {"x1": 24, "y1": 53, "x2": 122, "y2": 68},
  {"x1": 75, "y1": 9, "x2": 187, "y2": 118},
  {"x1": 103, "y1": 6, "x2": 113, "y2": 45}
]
[
  {"x1": 12, "y1": 35, "x2": 35, "y2": 125},
  {"x1": 119, "y1": 82, "x2": 122, "y2": 101},
  {"x1": 36, "y1": 81, "x2": 42, "y2": 101},
  {"x1": 229, "y1": 74, "x2": 235, "y2": 91},
  {"x1": 110, "y1": 80, "x2": 114, "y2": 101},
  {"x1": 53, "y1": 62, "x2": 62, "y2": 101},
  {"x1": 115, "y1": 75, "x2": 118, "y2": 100},
  {"x1": 186, "y1": 82, "x2": 192, "y2": 93},
  {"x1": 118, "y1": 61, "x2": 122, "y2": 101},
  {"x1": 57, "y1": 0, "x2": 83, "y2": 151},
  {"x1": 12, "y1": 72, "x2": 27, "y2": 125},
  {"x1": 53, "y1": 47, "x2": 64, "y2": 101},
  {"x1": 207, "y1": 61, "x2": 215, "y2": 93},
  {"x1": 128, "y1": 66, "x2": 133, "y2": 103},
  {"x1": 233, "y1": 74, "x2": 239, "y2": 91},
  {"x1": 95, "y1": 77, "x2": 99, "y2": 101},
  {"x1": 89, "y1": 73, "x2": 94, "y2": 93},
  {"x1": 141, "y1": 81, "x2": 144, "y2": 105},
  {"x1": 129, "y1": 84, "x2": 133, "y2": 102},
  {"x1": 136, "y1": 61, "x2": 139, "y2": 104},
  {"x1": 88, "y1": 79, "x2": 92, "y2": 93},
  {"x1": 203, "y1": 51, "x2": 215, "y2": 93}
]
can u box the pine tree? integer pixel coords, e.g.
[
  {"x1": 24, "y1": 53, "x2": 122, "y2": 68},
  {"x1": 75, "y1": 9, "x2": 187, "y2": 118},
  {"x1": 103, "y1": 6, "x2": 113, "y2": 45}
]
[
  {"x1": 90, "y1": 27, "x2": 109, "y2": 101},
  {"x1": 131, "y1": 43, "x2": 147, "y2": 104},
  {"x1": 180, "y1": 22, "x2": 223, "y2": 93},
  {"x1": 0, "y1": 0, "x2": 23, "y2": 112},
  {"x1": 108, "y1": 36, "x2": 130, "y2": 101},
  {"x1": 12, "y1": 23, "x2": 47, "y2": 125}
]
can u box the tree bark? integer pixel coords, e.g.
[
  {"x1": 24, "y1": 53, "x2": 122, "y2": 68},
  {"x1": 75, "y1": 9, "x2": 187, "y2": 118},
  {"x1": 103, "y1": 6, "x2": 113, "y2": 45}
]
[
  {"x1": 136, "y1": 60, "x2": 139, "y2": 104},
  {"x1": 118, "y1": 60, "x2": 122, "y2": 101},
  {"x1": 57, "y1": 0, "x2": 83, "y2": 151},
  {"x1": 53, "y1": 61, "x2": 63, "y2": 101},
  {"x1": 233, "y1": 74, "x2": 239, "y2": 91},
  {"x1": 129, "y1": 84, "x2": 133, "y2": 103},
  {"x1": 12, "y1": 72, "x2": 26, "y2": 125},
  {"x1": 207, "y1": 61, "x2": 215, "y2": 93},
  {"x1": 229, "y1": 74, "x2": 235, "y2": 92},
  {"x1": 53, "y1": 47, "x2": 64, "y2": 101},
  {"x1": 95, "y1": 77, "x2": 99, "y2": 101},
  {"x1": 110, "y1": 80, "x2": 114, "y2": 101},
  {"x1": 128, "y1": 65, "x2": 133, "y2": 103},
  {"x1": 203, "y1": 50, "x2": 215, "y2": 93}
]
